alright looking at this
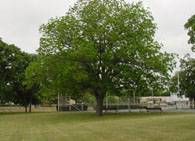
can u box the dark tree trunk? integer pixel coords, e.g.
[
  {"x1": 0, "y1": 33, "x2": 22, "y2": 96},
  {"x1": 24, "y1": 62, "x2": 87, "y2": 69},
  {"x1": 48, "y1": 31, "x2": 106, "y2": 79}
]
[
  {"x1": 24, "y1": 105, "x2": 28, "y2": 113},
  {"x1": 95, "y1": 89, "x2": 105, "y2": 116},
  {"x1": 189, "y1": 98, "x2": 193, "y2": 109},
  {"x1": 193, "y1": 98, "x2": 195, "y2": 109},
  {"x1": 190, "y1": 102, "x2": 192, "y2": 109},
  {"x1": 29, "y1": 94, "x2": 32, "y2": 113},
  {"x1": 29, "y1": 103, "x2": 32, "y2": 113}
]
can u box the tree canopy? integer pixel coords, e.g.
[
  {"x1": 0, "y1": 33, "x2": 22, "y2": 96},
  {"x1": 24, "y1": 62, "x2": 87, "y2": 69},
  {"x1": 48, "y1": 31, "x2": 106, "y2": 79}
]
[
  {"x1": 170, "y1": 55, "x2": 195, "y2": 109},
  {"x1": 185, "y1": 15, "x2": 195, "y2": 51},
  {"x1": 28, "y1": 0, "x2": 175, "y2": 115},
  {"x1": 0, "y1": 38, "x2": 25, "y2": 102},
  {"x1": 0, "y1": 38, "x2": 39, "y2": 111}
]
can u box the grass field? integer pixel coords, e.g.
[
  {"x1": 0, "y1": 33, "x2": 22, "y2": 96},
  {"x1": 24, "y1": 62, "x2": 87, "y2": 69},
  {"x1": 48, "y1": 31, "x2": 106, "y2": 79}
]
[{"x1": 0, "y1": 112, "x2": 195, "y2": 141}]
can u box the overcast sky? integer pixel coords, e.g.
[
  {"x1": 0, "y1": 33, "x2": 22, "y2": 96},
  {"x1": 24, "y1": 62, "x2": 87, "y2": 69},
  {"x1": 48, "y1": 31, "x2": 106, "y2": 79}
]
[{"x1": 0, "y1": 0, "x2": 195, "y2": 59}]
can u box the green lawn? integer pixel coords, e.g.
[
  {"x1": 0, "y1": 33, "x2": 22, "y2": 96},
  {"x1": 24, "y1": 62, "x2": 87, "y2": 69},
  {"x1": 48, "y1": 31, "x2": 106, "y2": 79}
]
[{"x1": 0, "y1": 112, "x2": 195, "y2": 141}]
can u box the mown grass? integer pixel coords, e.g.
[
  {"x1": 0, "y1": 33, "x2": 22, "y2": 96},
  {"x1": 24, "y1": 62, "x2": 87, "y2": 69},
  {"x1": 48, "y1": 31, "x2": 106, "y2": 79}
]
[{"x1": 0, "y1": 112, "x2": 195, "y2": 141}]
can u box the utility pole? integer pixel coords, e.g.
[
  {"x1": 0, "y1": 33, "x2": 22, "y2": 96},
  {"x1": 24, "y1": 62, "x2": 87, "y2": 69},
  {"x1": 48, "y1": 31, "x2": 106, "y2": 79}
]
[
  {"x1": 177, "y1": 72, "x2": 180, "y2": 109},
  {"x1": 175, "y1": 72, "x2": 180, "y2": 110}
]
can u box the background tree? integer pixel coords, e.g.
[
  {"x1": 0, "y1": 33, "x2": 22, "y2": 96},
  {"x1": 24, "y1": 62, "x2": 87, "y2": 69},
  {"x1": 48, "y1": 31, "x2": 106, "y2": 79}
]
[
  {"x1": 170, "y1": 55, "x2": 195, "y2": 109},
  {"x1": 183, "y1": 15, "x2": 195, "y2": 108},
  {"x1": 0, "y1": 38, "x2": 21, "y2": 102},
  {"x1": 33, "y1": 0, "x2": 175, "y2": 115},
  {"x1": 0, "y1": 38, "x2": 39, "y2": 112},
  {"x1": 25, "y1": 53, "x2": 86, "y2": 105},
  {"x1": 180, "y1": 56, "x2": 195, "y2": 108},
  {"x1": 185, "y1": 15, "x2": 195, "y2": 51}
]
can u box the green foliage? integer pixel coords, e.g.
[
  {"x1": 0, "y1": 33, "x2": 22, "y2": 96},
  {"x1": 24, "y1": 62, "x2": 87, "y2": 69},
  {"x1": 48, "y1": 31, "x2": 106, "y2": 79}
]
[
  {"x1": 0, "y1": 38, "x2": 39, "y2": 107},
  {"x1": 185, "y1": 15, "x2": 195, "y2": 51},
  {"x1": 27, "y1": 0, "x2": 175, "y2": 114},
  {"x1": 0, "y1": 38, "x2": 26, "y2": 102},
  {"x1": 170, "y1": 55, "x2": 195, "y2": 100},
  {"x1": 25, "y1": 54, "x2": 87, "y2": 102},
  {"x1": 179, "y1": 56, "x2": 195, "y2": 99}
]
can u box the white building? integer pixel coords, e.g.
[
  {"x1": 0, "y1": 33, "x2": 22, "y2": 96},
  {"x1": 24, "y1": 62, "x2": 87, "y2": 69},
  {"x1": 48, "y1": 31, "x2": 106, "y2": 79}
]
[{"x1": 140, "y1": 93, "x2": 189, "y2": 106}]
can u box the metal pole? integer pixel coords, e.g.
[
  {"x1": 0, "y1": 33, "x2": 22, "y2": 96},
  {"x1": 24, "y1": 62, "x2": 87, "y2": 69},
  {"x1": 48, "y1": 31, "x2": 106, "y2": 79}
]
[
  {"x1": 177, "y1": 72, "x2": 180, "y2": 96},
  {"x1": 128, "y1": 93, "x2": 131, "y2": 112},
  {"x1": 57, "y1": 93, "x2": 60, "y2": 112},
  {"x1": 81, "y1": 97, "x2": 84, "y2": 111},
  {"x1": 133, "y1": 91, "x2": 136, "y2": 104},
  {"x1": 106, "y1": 94, "x2": 108, "y2": 109},
  {"x1": 152, "y1": 88, "x2": 154, "y2": 105},
  {"x1": 81, "y1": 102, "x2": 84, "y2": 111},
  {"x1": 69, "y1": 96, "x2": 71, "y2": 111},
  {"x1": 177, "y1": 72, "x2": 180, "y2": 109}
]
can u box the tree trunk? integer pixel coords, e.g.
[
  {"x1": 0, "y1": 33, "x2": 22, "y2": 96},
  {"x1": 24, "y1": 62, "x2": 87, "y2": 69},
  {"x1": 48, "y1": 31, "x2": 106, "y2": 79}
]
[
  {"x1": 193, "y1": 98, "x2": 195, "y2": 109},
  {"x1": 24, "y1": 105, "x2": 28, "y2": 113},
  {"x1": 189, "y1": 98, "x2": 193, "y2": 109},
  {"x1": 95, "y1": 89, "x2": 105, "y2": 116},
  {"x1": 28, "y1": 93, "x2": 32, "y2": 113},
  {"x1": 29, "y1": 103, "x2": 32, "y2": 113}
]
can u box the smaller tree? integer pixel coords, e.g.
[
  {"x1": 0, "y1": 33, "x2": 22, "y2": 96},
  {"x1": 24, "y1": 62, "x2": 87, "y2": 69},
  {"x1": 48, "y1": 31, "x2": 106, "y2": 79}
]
[
  {"x1": 0, "y1": 38, "x2": 40, "y2": 112},
  {"x1": 181, "y1": 56, "x2": 195, "y2": 109},
  {"x1": 11, "y1": 52, "x2": 40, "y2": 112},
  {"x1": 0, "y1": 38, "x2": 23, "y2": 103},
  {"x1": 24, "y1": 54, "x2": 86, "y2": 104},
  {"x1": 170, "y1": 55, "x2": 195, "y2": 109}
]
